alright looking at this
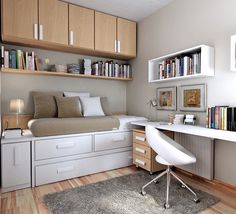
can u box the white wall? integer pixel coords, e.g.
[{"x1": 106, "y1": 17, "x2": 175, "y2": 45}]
[
  {"x1": 127, "y1": 0, "x2": 236, "y2": 185},
  {"x1": 1, "y1": 44, "x2": 127, "y2": 115}
]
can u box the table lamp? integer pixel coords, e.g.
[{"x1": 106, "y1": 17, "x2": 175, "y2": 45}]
[{"x1": 9, "y1": 98, "x2": 25, "y2": 128}]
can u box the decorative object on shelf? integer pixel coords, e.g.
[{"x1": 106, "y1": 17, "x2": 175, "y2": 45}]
[
  {"x1": 184, "y1": 114, "x2": 196, "y2": 125},
  {"x1": 156, "y1": 86, "x2": 177, "y2": 110},
  {"x1": 9, "y1": 99, "x2": 25, "y2": 128},
  {"x1": 148, "y1": 45, "x2": 214, "y2": 83},
  {"x1": 67, "y1": 64, "x2": 81, "y2": 74},
  {"x1": 48, "y1": 64, "x2": 67, "y2": 73},
  {"x1": 83, "y1": 59, "x2": 92, "y2": 75},
  {"x1": 230, "y1": 35, "x2": 236, "y2": 71},
  {"x1": 179, "y1": 84, "x2": 206, "y2": 112},
  {"x1": 173, "y1": 114, "x2": 185, "y2": 125}
]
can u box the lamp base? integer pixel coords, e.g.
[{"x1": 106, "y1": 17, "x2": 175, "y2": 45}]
[{"x1": 4, "y1": 128, "x2": 22, "y2": 139}]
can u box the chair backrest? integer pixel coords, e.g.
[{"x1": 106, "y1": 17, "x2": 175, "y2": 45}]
[{"x1": 145, "y1": 125, "x2": 196, "y2": 165}]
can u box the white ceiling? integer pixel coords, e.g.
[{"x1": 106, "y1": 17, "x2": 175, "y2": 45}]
[{"x1": 63, "y1": 0, "x2": 174, "y2": 21}]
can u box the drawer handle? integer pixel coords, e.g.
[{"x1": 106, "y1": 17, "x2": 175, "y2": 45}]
[
  {"x1": 57, "y1": 166, "x2": 74, "y2": 174},
  {"x1": 112, "y1": 136, "x2": 125, "y2": 142},
  {"x1": 56, "y1": 142, "x2": 75, "y2": 149},
  {"x1": 135, "y1": 136, "x2": 145, "y2": 141},
  {"x1": 135, "y1": 159, "x2": 146, "y2": 166},
  {"x1": 135, "y1": 147, "x2": 146, "y2": 154}
]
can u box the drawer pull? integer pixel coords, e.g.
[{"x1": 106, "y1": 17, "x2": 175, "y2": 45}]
[
  {"x1": 135, "y1": 147, "x2": 146, "y2": 154},
  {"x1": 57, "y1": 166, "x2": 74, "y2": 174},
  {"x1": 56, "y1": 142, "x2": 75, "y2": 149},
  {"x1": 135, "y1": 136, "x2": 145, "y2": 141},
  {"x1": 135, "y1": 159, "x2": 146, "y2": 166}
]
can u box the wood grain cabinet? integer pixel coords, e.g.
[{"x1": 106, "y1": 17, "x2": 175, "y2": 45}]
[
  {"x1": 117, "y1": 18, "x2": 136, "y2": 57},
  {"x1": 2, "y1": 0, "x2": 38, "y2": 40},
  {"x1": 133, "y1": 129, "x2": 173, "y2": 174},
  {"x1": 39, "y1": 0, "x2": 68, "y2": 45},
  {"x1": 69, "y1": 5, "x2": 94, "y2": 49},
  {"x1": 95, "y1": 11, "x2": 117, "y2": 53}
]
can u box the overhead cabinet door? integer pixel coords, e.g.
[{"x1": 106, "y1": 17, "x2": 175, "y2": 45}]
[
  {"x1": 95, "y1": 12, "x2": 116, "y2": 53},
  {"x1": 117, "y1": 18, "x2": 136, "y2": 56},
  {"x1": 69, "y1": 5, "x2": 94, "y2": 49},
  {"x1": 2, "y1": 0, "x2": 38, "y2": 40},
  {"x1": 39, "y1": 0, "x2": 68, "y2": 45}
]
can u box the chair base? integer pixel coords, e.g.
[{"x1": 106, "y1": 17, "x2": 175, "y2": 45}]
[{"x1": 140, "y1": 166, "x2": 200, "y2": 209}]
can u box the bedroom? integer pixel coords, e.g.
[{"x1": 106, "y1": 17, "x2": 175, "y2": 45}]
[{"x1": 1, "y1": 0, "x2": 236, "y2": 213}]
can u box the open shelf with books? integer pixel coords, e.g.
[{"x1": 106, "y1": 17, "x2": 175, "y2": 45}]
[{"x1": 148, "y1": 45, "x2": 214, "y2": 83}]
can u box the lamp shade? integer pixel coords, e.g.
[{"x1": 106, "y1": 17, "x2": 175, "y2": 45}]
[{"x1": 9, "y1": 99, "x2": 25, "y2": 114}]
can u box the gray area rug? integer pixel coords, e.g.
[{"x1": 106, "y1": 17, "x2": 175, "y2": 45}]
[{"x1": 44, "y1": 171, "x2": 219, "y2": 214}]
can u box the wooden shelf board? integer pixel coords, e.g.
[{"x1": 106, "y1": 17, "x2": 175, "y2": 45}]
[{"x1": 1, "y1": 68, "x2": 132, "y2": 81}]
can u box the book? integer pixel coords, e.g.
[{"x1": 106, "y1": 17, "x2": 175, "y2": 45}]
[
  {"x1": 1, "y1": 46, "x2": 4, "y2": 67},
  {"x1": 4, "y1": 50, "x2": 9, "y2": 68},
  {"x1": 10, "y1": 49, "x2": 16, "y2": 69}
]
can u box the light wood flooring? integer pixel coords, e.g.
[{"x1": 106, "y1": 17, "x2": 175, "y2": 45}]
[{"x1": 1, "y1": 166, "x2": 236, "y2": 214}]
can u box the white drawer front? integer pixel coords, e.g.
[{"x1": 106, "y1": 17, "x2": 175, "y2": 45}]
[
  {"x1": 94, "y1": 131, "x2": 132, "y2": 152},
  {"x1": 34, "y1": 136, "x2": 92, "y2": 160},
  {"x1": 35, "y1": 151, "x2": 132, "y2": 186}
]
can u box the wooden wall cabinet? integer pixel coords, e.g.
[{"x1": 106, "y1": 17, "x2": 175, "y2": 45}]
[
  {"x1": 2, "y1": 0, "x2": 38, "y2": 40},
  {"x1": 95, "y1": 12, "x2": 117, "y2": 53},
  {"x1": 69, "y1": 5, "x2": 94, "y2": 49},
  {"x1": 39, "y1": 0, "x2": 68, "y2": 45},
  {"x1": 117, "y1": 18, "x2": 136, "y2": 57}
]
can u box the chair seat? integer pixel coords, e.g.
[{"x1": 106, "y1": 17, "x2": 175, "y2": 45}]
[{"x1": 155, "y1": 154, "x2": 196, "y2": 166}]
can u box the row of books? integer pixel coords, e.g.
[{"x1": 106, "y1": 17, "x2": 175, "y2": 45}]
[
  {"x1": 1, "y1": 46, "x2": 40, "y2": 71},
  {"x1": 207, "y1": 106, "x2": 236, "y2": 131},
  {"x1": 158, "y1": 52, "x2": 201, "y2": 79},
  {"x1": 91, "y1": 61, "x2": 131, "y2": 78}
]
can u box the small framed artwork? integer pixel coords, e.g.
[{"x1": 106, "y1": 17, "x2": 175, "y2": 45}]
[
  {"x1": 156, "y1": 86, "x2": 177, "y2": 110},
  {"x1": 179, "y1": 84, "x2": 206, "y2": 112},
  {"x1": 231, "y1": 35, "x2": 236, "y2": 71}
]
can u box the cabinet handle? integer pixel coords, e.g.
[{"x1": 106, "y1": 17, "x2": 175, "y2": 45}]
[
  {"x1": 115, "y1": 40, "x2": 117, "y2": 52},
  {"x1": 135, "y1": 159, "x2": 146, "y2": 166},
  {"x1": 56, "y1": 142, "x2": 75, "y2": 149},
  {"x1": 135, "y1": 136, "x2": 145, "y2": 142},
  {"x1": 57, "y1": 165, "x2": 74, "y2": 174},
  {"x1": 34, "y1": 24, "x2": 38, "y2": 40},
  {"x1": 117, "y1": 40, "x2": 121, "y2": 53},
  {"x1": 135, "y1": 147, "x2": 146, "y2": 154},
  {"x1": 39, "y1": 25, "x2": 43, "y2": 40},
  {"x1": 14, "y1": 147, "x2": 21, "y2": 165},
  {"x1": 70, "y1": 31, "x2": 74, "y2": 45}
]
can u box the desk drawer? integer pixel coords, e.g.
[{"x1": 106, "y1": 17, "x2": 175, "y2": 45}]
[
  {"x1": 133, "y1": 143, "x2": 151, "y2": 159},
  {"x1": 94, "y1": 131, "x2": 132, "y2": 152},
  {"x1": 34, "y1": 136, "x2": 92, "y2": 160},
  {"x1": 133, "y1": 154, "x2": 151, "y2": 171},
  {"x1": 133, "y1": 131, "x2": 148, "y2": 146}
]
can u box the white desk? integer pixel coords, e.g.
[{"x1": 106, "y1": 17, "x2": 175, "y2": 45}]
[
  {"x1": 131, "y1": 121, "x2": 236, "y2": 180},
  {"x1": 131, "y1": 121, "x2": 236, "y2": 142}
]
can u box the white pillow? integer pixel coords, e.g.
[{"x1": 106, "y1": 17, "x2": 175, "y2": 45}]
[
  {"x1": 80, "y1": 97, "x2": 105, "y2": 117},
  {"x1": 64, "y1": 92, "x2": 90, "y2": 115}
]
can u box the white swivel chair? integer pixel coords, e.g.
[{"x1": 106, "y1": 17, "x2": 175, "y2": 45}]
[{"x1": 141, "y1": 125, "x2": 200, "y2": 209}]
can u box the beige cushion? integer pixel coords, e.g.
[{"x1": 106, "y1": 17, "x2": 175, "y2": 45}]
[
  {"x1": 55, "y1": 96, "x2": 82, "y2": 118},
  {"x1": 101, "y1": 97, "x2": 112, "y2": 116},
  {"x1": 32, "y1": 91, "x2": 63, "y2": 119}
]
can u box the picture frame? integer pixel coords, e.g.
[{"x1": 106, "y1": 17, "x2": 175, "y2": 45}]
[
  {"x1": 179, "y1": 84, "x2": 206, "y2": 112},
  {"x1": 156, "y1": 86, "x2": 177, "y2": 110},
  {"x1": 230, "y1": 35, "x2": 236, "y2": 71}
]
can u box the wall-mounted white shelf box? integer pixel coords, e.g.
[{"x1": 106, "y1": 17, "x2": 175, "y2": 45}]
[{"x1": 148, "y1": 45, "x2": 215, "y2": 83}]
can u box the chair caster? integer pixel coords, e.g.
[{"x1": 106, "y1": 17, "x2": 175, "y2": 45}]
[
  {"x1": 194, "y1": 198, "x2": 200, "y2": 203},
  {"x1": 181, "y1": 184, "x2": 186, "y2": 188},
  {"x1": 149, "y1": 172, "x2": 153, "y2": 175},
  {"x1": 164, "y1": 203, "x2": 170, "y2": 209},
  {"x1": 140, "y1": 190, "x2": 146, "y2": 196},
  {"x1": 154, "y1": 180, "x2": 159, "y2": 184}
]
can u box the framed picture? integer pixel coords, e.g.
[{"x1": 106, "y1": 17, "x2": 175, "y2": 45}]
[
  {"x1": 179, "y1": 84, "x2": 206, "y2": 112},
  {"x1": 231, "y1": 35, "x2": 236, "y2": 71},
  {"x1": 156, "y1": 86, "x2": 177, "y2": 110}
]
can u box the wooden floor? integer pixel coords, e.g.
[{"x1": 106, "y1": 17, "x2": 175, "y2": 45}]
[{"x1": 1, "y1": 166, "x2": 236, "y2": 214}]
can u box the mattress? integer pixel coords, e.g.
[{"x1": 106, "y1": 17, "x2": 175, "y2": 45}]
[
  {"x1": 28, "y1": 116, "x2": 120, "y2": 137},
  {"x1": 114, "y1": 115, "x2": 147, "y2": 130}
]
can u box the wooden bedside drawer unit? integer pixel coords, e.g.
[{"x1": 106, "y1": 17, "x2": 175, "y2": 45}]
[{"x1": 132, "y1": 128, "x2": 171, "y2": 174}]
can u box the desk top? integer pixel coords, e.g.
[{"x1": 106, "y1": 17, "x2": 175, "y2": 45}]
[{"x1": 131, "y1": 121, "x2": 236, "y2": 143}]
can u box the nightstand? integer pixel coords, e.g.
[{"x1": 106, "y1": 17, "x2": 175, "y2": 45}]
[
  {"x1": 1, "y1": 130, "x2": 33, "y2": 192},
  {"x1": 133, "y1": 128, "x2": 174, "y2": 174}
]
